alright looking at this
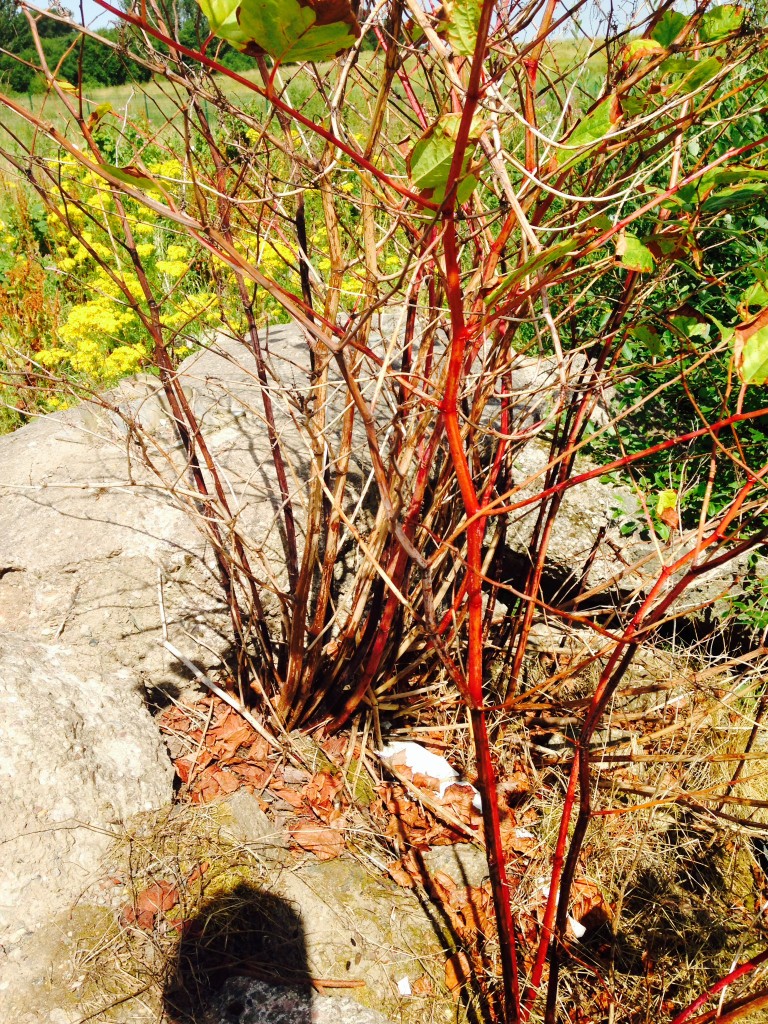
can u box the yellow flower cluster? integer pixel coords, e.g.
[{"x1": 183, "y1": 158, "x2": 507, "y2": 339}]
[{"x1": 156, "y1": 259, "x2": 189, "y2": 278}]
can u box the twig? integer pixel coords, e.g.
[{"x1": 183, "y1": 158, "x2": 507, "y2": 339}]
[{"x1": 161, "y1": 639, "x2": 279, "y2": 750}]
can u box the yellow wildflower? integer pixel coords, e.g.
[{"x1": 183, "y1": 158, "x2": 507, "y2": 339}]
[
  {"x1": 104, "y1": 344, "x2": 145, "y2": 377},
  {"x1": 37, "y1": 347, "x2": 71, "y2": 368},
  {"x1": 155, "y1": 259, "x2": 188, "y2": 278}
]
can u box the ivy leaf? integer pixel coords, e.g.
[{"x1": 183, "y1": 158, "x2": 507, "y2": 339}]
[
  {"x1": 442, "y1": 0, "x2": 481, "y2": 56},
  {"x1": 734, "y1": 307, "x2": 768, "y2": 385},
  {"x1": 615, "y1": 232, "x2": 654, "y2": 273},
  {"x1": 558, "y1": 95, "x2": 621, "y2": 165},
  {"x1": 651, "y1": 10, "x2": 688, "y2": 46},
  {"x1": 700, "y1": 4, "x2": 744, "y2": 42}
]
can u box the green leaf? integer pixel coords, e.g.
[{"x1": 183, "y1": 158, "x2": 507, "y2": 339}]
[
  {"x1": 701, "y1": 183, "x2": 768, "y2": 214},
  {"x1": 622, "y1": 38, "x2": 666, "y2": 61},
  {"x1": 735, "y1": 308, "x2": 768, "y2": 384},
  {"x1": 443, "y1": 0, "x2": 481, "y2": 56},
  {"x1": 485, "y1": 238, "x2": 578, "y2": 307},
  {"x1": 683, "y1": 55, "x2": 723, "y2": 90},
  {"x1": 739, "y1": 281, "x2": 768, "y2": 313},
  {"x1": 407, "y1": 114, "x2": 484, "y2": 203},
  {"x1": 630, "y1": 323, "x2": 662, "y2": 356},
  {"x1": 651, "y1": 10, "x2": 688, "y2": 46},
  {"x1": 700, "y1": 4, "x2": 744, "y2": 42},
  {"x1": 697, "y1": 165, "x2": 768, "y2": 196},
  {"x1": 456, "y1": 173, "x2": 478, "y2": 204},
  {"x1": 615, "y1": 232, "x2": 654, "y2": 273},
  {"x1": 200, "y1": 0, "x2": 361, "y2": 62},
  {"x1": 670, "y1": 315, "x2": 710, "y2": 340},
  {"x1": 660, "y1": 56, "x2": 699, "y2": 75},
  {"x1": 558, "y1": 95, "x2": 620, "y2": 165},
  {"x1": 101, "y1": 163, "x2": 163, "y2": 193},
  {"x1": 621, "y1": 95, "x2": 650, "y2": 117},
  {"x1": 666, "y1": 56, "x2": 722, "y2": 96},
  {"x1": 656, "y1": 489, "x2": 678, "y2": 517},
  {"x1": 196, "y1": 0, "x2": 249, "y2": 46}
]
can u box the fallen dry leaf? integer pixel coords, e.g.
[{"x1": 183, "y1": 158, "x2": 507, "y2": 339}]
[
  {"x1": 186, "y1": 862, "x2": 210, "y2": 884},
  {"x1": 290, "y1": 820, "x2": 345, "y2": 860},
  {"x1": 570, "y1": 878, "x2": 612, "y2": 936},
  {"x1": 304, "y1": 771, "x2": 346, "y2": 825},
  {"x1": 121, "y1": 879, "x2": 179, "y2": 930},
  {"x1": 659, "y1": 505, "x2": 679, "y2": 530},
  {"x1": 268, "y1": 782, "x2": 306, "y2": 810},
  {"x1": 411, "y1": 974, "x2": 434, "y2": 996},
  {"x1": 387, "y1": 860, "x2": 416, "y2": 887},
  {"x1": 212, "y1": 714, "x2": 255, "y2": 760},
  {"x1": 445, "y1": 951, "x2": 471, "y2": 999}
]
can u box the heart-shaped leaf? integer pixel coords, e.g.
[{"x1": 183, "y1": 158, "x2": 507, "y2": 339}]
[
  {"x1": 407, "y1": 114, "x2": 483, "y2": 203},
  {"x1": 198, "y1": 0, "x2": 360, "y2": 62},
  {"x1": 651, "y1": 9, "x2": 688, "y2": 46}
]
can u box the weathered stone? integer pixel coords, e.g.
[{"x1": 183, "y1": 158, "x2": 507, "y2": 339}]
[
  {"x1": 219, "y1": 788, "x2": 290, "y2": 853},
  {"x1": 421, "y1": 844, "x2": 489, "y2": 888},
  {"x1": 0, "y1": 327, "x2": 314, "y2": 693},
  {"x1": 0, "y1": 635, "x2": 173, "y2": 1016},
  {"x1": 10, "y1": 801, "x2": 458, "y2": 1024}
]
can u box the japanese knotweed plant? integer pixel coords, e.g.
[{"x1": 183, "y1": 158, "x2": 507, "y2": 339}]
[{"x1": 3, "y1": 0, "x2": 768, "y2": 1021}]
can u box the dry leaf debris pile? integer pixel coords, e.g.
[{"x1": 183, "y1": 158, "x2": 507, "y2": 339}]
[{"x1": 155, "y1": 695, "x2": 619, "y2": 1014}]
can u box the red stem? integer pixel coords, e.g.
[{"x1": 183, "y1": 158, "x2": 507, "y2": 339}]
[{"x1": 669, "y1": 948, "x2": 768, "y2": 1024}]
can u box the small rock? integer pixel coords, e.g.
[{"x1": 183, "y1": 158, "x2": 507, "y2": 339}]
[
  {"x1": 219, "y1": 789, "x2": 289, "y2": 854},
  {"x1": 203, "y1": 978, "x2": 395, "y2": 1024}
]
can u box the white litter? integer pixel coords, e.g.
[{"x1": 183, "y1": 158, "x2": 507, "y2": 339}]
[
  {"x1": 397, "y1": 976, "x2": 412, "y2": 996},
  {"x1": 534, "y1": 880, "x2": 586, "y2": 940},
  {"x1": 376, "y1": 740, "x2": 482, "y2": 810}
]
